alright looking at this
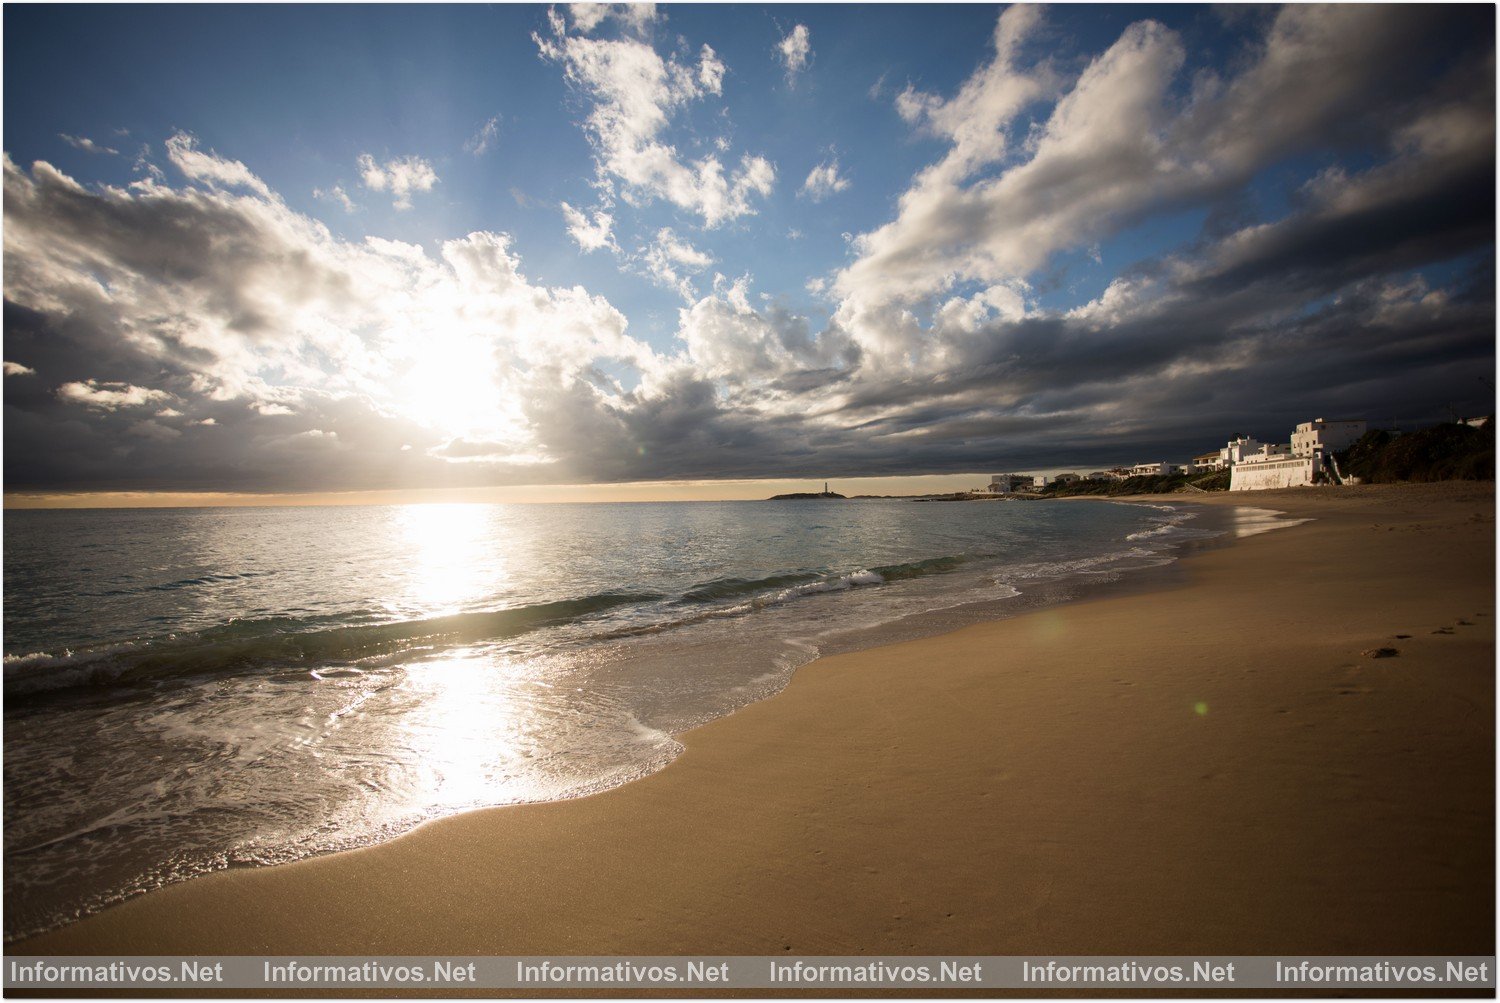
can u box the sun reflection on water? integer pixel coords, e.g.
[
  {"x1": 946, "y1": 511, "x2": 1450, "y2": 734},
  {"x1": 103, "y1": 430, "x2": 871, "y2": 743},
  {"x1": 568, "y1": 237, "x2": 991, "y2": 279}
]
[
  {"x1": 394, "y1": 652, "x2": 531, "y2": 809},
  {"x1": 390, "y1": 503, "x2": 510, "y2": 614}
]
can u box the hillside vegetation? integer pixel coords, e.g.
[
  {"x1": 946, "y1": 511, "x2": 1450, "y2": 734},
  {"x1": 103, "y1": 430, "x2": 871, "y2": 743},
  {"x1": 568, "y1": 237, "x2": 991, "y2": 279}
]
[
  {"x1": 1339, "y1": 422, "x2": 1494, "y2": 483},
  {"x1": 1040, "y1": 470, "x2": 1229, "y2": 497}
]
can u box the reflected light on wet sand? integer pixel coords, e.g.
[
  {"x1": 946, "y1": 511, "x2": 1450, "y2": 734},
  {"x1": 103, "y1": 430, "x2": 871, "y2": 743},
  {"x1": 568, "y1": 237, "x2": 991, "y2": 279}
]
[{"x1": 1222, "y1": 506, "x2": 1314, "y2": 537}]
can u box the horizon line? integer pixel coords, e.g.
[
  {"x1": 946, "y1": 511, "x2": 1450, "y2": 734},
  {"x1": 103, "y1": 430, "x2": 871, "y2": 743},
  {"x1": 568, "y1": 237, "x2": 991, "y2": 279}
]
[{"x1": 3, "y1": 472, "x2": 1058, "y2": 510}]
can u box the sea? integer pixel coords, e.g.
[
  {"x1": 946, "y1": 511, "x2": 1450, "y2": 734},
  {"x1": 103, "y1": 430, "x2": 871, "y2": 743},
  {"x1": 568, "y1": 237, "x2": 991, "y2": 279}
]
[{"x1": 2, "y1": 496, "x2": 1293, "y2": 940}]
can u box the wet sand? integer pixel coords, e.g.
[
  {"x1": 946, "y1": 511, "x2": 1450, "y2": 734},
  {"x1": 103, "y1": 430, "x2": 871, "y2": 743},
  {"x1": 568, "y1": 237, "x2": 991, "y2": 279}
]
[{"x1": 14, "y1": 482, "x2": 1494, "y2": 958}]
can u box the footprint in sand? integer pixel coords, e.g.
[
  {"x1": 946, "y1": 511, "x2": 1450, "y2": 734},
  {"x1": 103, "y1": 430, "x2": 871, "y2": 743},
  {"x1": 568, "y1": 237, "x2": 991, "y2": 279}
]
[
  {"x1": 1433, "y1": 627, "x2": 1456, "y2": 635},
  {"x1": 1362, "y1": 647, "x2": 1399, "y2": 658}
]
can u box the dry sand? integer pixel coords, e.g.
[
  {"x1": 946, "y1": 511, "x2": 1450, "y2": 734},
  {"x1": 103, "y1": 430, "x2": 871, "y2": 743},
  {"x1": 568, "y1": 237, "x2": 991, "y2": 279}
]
[{"x1": 15, "y1": 482, "x2": 1495, "y2": 958}]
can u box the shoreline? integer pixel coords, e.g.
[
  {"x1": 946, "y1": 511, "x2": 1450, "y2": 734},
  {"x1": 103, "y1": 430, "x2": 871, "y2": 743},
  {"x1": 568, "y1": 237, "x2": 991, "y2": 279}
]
[
  {"x1": 11, "y1": 481, "x2": 1495, "y2": 959},
  {"x1": 2, "y1": 494, "x2": 1246, "y2": 945}
]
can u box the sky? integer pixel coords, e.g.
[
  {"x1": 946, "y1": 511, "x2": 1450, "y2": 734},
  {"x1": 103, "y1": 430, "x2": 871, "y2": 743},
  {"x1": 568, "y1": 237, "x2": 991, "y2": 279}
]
[{"x1": 3, "y1": 3, "x2": 1495, "y2": 504}]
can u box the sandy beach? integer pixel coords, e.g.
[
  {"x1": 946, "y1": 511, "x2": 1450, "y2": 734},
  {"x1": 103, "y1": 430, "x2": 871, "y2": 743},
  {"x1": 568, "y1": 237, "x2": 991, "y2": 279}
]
[{"x1": 14, "y1": 482, "x2": 1494, "y2": 959}]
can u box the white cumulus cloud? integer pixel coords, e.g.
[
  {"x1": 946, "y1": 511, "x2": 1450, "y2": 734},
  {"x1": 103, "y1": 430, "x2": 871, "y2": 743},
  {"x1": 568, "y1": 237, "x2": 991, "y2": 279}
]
[
  {"x1": 642, "y1": 227, "x2": 714, "y2": 300},
  {"x1": 165, "y1": 132, "x2": 272, "y2": 197},
  {"x1": 58, "y1": 380, "x2": 172, "y2": 410},
  {"x1": 800, "y1": 158, "x2": 849, "y2": 201},
  {"x1": 536, "y1": 16, "x2": 775, "y2": 227},
  {"x1": 561, "y1": 201, "x2": 617, "y2": 252},
  {"x1": 357, "y1": 153, "x2": 438, "y2": 210},
  {"x1": 777, "y1": 24, "x2": 812, "y2": 83}
]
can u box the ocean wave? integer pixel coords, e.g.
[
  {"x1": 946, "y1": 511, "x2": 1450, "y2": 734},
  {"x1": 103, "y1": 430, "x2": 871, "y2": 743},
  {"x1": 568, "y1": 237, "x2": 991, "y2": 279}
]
[
  {"x1": 596, "y1": 558, "x2": 967, "y2": 641},
  {"x1": 680, "y1": 555, "x2": 965, "y2": 604},
  {"x1": 1125, "y1": 523, "x2": 1177, "y2": 541},
  {"x1": 4, "y1": 591, "x2": 662, "y2": 699}
]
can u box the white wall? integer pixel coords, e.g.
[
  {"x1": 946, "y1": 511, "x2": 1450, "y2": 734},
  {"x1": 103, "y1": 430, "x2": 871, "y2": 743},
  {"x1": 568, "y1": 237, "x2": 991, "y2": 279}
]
[{"x1": 1229, "y1": 456, "x2": 1317, "y2": 491}]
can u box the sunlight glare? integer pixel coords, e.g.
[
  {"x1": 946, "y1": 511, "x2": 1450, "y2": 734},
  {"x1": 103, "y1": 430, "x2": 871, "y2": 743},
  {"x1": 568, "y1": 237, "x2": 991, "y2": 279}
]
[{"x1": 393, "y1": 503, "x2": 507, "y2": 613}]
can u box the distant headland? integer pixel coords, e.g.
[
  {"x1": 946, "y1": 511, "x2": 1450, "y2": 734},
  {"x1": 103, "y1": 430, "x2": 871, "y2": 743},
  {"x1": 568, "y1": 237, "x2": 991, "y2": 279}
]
[{"x1": 768, "y1": 482, "x2": 846, "y2": 500}]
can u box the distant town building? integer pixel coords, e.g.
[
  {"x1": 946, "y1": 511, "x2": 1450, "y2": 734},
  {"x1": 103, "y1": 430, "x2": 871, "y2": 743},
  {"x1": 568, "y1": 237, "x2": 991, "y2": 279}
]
[
  {"x1": 1032, "y1": 475, "x2": 1051, "y2": 488},
  {"x1": 1129, "y1": 462, "x2": 1171, "y2": 477},
  {"x1": 985, "y1": 474, "x2": 1016, "y2": 494},
  {"x1": 1052, "y1": 473, "x2": 1082, "y2": 484},
  {"x1": 1193, "y1": 451, "x2": 1224, "y2": 472}
]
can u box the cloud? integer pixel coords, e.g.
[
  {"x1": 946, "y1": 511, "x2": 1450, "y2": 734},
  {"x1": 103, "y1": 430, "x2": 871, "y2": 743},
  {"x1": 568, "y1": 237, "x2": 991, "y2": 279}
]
[
  {"x1": 58, "y1": 379, "x2": 172, "y2": 410},
  {"x1": 568, "y1": 3, "x2": 657, "y2": 35},
  {"x1": 464, "y1": 116, "x2": 500, "y2": 156},
  {"x1": 678, "y1": 275, "x2": 856, "y2": 382},
  {"x1": 561, "y1": 200, "x2": 617, "y2": 252},
  {"x1": 314, "y1": 185, "x2": 358, "y2": 213},
  {"x1": 834, "y1": 2, "x2": 1493, "y2": 381},
  {"x1": 165, "y1": 132, "x2": 271, "y2": 197},
  {"x1": 356, "y1": 153, "x2": 438, "y2": 210},
  {"x1": 641, "y1": 227, "x2": 714, "y2": 300},
  {"x1": 4, "y1": 361, "x2": 37, "y2": 376},
  {"x1": 1, "y1": 154, "x2": 665, "y2": 492},
  {"x1": 800, "y1": 158, "x2": 849, "y2": 201},
  {"x1": 59, "y1": 134, "x2": 118, "y2": 156},
  {"x1": 536, "y1": 14, "x2": 775, "y2": 227},
  {"x1": 777, "y1": 24, "x2": 812, "y2": 83},
  {"x1": 2, "y1": 7, "x2": 1493, "y2": 493}
]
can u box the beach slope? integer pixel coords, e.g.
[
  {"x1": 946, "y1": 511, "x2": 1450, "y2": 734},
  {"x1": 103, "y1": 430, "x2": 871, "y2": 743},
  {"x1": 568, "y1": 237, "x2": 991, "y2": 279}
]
[{"x1": 16, "y1": 482, "x2": 1494, "y2": 957}]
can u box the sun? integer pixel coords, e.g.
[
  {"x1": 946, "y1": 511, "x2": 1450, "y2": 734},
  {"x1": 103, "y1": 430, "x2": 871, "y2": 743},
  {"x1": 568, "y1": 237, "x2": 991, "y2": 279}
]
[{"x1": 388, "y1": 330, "x2": 530, "y2": 446}]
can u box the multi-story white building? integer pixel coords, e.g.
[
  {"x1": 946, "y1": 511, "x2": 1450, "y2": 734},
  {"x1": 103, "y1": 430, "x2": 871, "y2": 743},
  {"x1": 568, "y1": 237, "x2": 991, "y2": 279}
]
[
  {"x1": 985, "y1": 474, "x2": 1016, "y2": 494},
  {"x1": 1291, "y1": 418, "x2": 1367, "y2": 458},
  {"x1": 1193, "y1": 451, "x2": 1224, "y2": 472},
  {"x1": 1219, "y1": 436, "x2": 1268, "y2": 466},
  {"x1": 1129, "y1": 462, "x2": 1171, "y2": 477},
  {"x1": 1238, "y1": 442, "x2": 1293, "y2": 464}
]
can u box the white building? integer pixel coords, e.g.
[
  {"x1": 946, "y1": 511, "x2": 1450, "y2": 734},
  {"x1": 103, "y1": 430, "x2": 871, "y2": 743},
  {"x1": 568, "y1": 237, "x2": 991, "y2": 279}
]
[
  {"x1": 1193, "y1": 451, "x2": 1224, "y2": 472},
  {"x1": 1219, "y1": 436, "x2": 1268, "y2": 466},
  {"x1": 1053, "y1": 472, "x2": 1082, "y2": 484},
  {"x1": 1129, "y1": 462, "x2": 1171, "y2": 477},
  {"x1": 1291, "y1": 418, "x2": 1367, "y2": 458},
  {"x1": 985, "y1": 474, "x2": 1016, "y2": 494},
  {"x1": 1238, "y1": 443, "x2": 1292, "y2": 464}
]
